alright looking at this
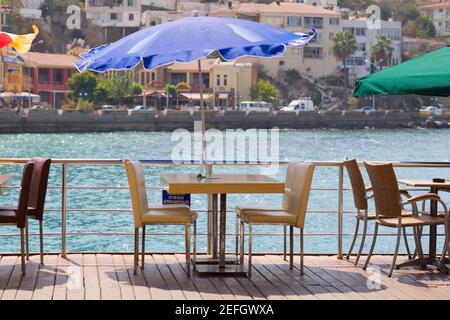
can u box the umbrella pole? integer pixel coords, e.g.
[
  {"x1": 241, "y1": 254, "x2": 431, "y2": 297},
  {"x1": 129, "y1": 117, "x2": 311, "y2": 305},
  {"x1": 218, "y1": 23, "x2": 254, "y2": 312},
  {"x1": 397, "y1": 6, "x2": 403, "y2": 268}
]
[{"x1": 198, "y1": 59, "x2": 207, "y2": 170}]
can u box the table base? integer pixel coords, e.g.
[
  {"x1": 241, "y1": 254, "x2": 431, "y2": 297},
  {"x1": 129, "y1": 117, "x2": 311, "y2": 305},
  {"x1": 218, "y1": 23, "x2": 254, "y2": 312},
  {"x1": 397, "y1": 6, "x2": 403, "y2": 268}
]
[
  {"x1": 195, "y1": 255, "x2": 239, "y2": 265},
  {"x1": 397, "y1": 257, "x2": 449, "y2": 273}
]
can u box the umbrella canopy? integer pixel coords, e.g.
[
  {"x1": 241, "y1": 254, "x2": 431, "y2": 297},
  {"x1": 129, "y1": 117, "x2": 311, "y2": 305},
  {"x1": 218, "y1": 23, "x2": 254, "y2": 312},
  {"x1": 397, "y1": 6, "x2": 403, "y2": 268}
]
[
  {"x1": 354, "y1": 44, "x2": 450, "y2": 98},
  {"x1": 0, "y1": 25, "x2": 39, "y2": 55},
  {"x1": 75, "y1": 16, "x2": 315, "y2": 73}
]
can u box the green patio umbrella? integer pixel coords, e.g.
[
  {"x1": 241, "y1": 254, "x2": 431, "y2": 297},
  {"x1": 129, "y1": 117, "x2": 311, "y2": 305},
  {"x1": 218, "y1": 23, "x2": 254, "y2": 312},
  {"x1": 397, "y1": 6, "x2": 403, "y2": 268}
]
[{"x1": 354, "y1": 44, "x2": 450, "y2": 97}]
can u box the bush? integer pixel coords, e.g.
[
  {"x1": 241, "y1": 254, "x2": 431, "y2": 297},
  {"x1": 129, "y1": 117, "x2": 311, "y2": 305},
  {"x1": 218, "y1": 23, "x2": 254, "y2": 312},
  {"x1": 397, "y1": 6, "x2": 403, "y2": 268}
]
[{"x1": 76, "y1": 99, "x2": 94, "y2": 113}]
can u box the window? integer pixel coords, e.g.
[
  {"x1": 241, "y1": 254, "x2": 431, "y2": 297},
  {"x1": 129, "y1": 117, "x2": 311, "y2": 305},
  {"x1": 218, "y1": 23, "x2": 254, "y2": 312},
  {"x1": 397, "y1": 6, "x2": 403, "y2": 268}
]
[
  {"x1": 303, "y1": 47, "x2": 322, "y2": 59},
  {"x1": 310, "y1": 32, "x2": 322, "y2": 44},
  {"x1": 345, "y1": 57, "x2": 365, "y2": 66},
  {"x1": 54, "y1": 69, "x2": 64, "y2": 84},
  {"x1": 128, "y1": 0, "x2": 135, "y2": 6},
  {"x1": 112, "y1": 0, "x2": 123, "y2": 6},
  {"x1": 193, "y1": 73, "x2": 210, "y2": 88},
  {"x1": 355, "y1": 28, "x2": 366, "y2": 36},
  {"x1": 329, "y1": 17, "x2": 339, "y2": 25},
  {"x1": 38, "y1": 68, "x2": 50, "y2": 84},
  {"x1": 216, "y1": 74, "x2": 221, "y2": 86},
  {"x1": 279, "y1": 60, "x2": 285, "y2": 66},
  {"x1": 171, "y1": 73, "x2": 187, "y2": 85},
  {"x1": 329, "y1": 32, "x2": 335, "y2": 40},
  {"x1": 380, "y1": 28, "x2": 400, "y2": 41},
  {"x1": 427, "y1": 10, "x2": 433, "y2": 19},
  {"x1": 110, "y1": 13, "x2": 118, "y2": 20},
  {"x1": 287, "y1": 16, "x2": 301, "y2": 27},
  {"x1": 129, "y1": 13, "x2": 134, "y2": 21},
  {"x1": 223, "y1": 74, "x2": 228, "y2": 86},
  {"x1": 304, "y1": 17, "x2": 323, "y2": 29}
]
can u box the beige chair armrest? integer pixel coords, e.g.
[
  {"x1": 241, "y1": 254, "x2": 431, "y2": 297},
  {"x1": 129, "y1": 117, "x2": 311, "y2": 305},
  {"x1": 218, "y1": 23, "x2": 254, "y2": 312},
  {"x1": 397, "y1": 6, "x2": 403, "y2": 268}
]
[{"x1": 402, "y1": 193, "x2": 441, "y2": 206}]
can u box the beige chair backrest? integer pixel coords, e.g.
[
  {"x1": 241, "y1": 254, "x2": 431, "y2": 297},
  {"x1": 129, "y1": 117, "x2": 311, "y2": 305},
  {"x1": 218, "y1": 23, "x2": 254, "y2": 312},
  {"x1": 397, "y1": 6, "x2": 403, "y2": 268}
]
[
  {"x1": 124, "y1": 160, "x2": 149, "y2": 227},
  {"x1": 283, "y1": 162, "x2": 315, "y2": 228},
  {"x1": 344, "y1": 159, "x2": 368, "y2": 210},
  {"x1": 281, "y1": 162, "x2": 297, "y2": 210},
  {"x1": 364, "y1": 161, "x2": 402, "y2": 218}
]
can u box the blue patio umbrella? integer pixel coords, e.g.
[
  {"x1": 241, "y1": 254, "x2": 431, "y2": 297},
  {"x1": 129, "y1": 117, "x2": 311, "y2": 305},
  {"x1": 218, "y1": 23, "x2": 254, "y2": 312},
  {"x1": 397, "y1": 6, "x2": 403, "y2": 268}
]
[{"x1": 75, "y1": 16, "x2": 315, "y2": 163}]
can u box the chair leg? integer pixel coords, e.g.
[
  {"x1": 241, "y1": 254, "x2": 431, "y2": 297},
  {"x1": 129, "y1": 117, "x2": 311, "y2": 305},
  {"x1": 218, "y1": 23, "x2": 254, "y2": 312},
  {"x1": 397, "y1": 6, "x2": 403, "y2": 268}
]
[
  {"x1": 355, "y1": 218, "x2": 367, "y2": 266},
  {"x1": 300, "y1": 227, "x2": 304, "y2": 275},
  {"x1": 185, "y1": 224, "x2": 191, "y2": 278},
  {"x1": 39, "y1": 220, "x2": 44, "y2": 265},
  {"x1": 289, "y1": 226, "x2": 294, "y2": 270},
  {"x1": 413, "y1": 226, "x2": 424, "y2": 259},
  {"x1": 402, "y1": 227, "x2": 412, "y2": 260},
  {"x1": 283, "y1": 225, "x2": 287, "y2": 261},
  {"x1": 134, "y1": 227, "x2": 139, "y2": 275},
  {"x1": 25, "y1": 218, "x2": 29, "y2": 261},
  {"x1": 20, "y1": 228, "x2": 26, "y2": 276},
  {"x1": 239, "y1": 221, "x2": 245, "y2": 266},
  {"x1": 346, "y1": 217, "x2": 360, "y2": 260},
  {"x1": 193, "y1": 222, "x2": 197, "y2": 271},
  {"x1": 413, "y1": 226, "x2": 425, "y2": 267},
  {"x1": 141, "y1": 225, "x2": 146, "y2": 270},
  {"x1": 248, "y1": 224, "x2": 252, "y2": 278},
  {"x1": 235, "y1": 215, "x2": 239, "y2": 257},
  {"x1": 363, "y1": 223, "x2": 379, "y2": 270},
  {"x1": 388, "y1": 224, "x2": 402, "y2": 277}
]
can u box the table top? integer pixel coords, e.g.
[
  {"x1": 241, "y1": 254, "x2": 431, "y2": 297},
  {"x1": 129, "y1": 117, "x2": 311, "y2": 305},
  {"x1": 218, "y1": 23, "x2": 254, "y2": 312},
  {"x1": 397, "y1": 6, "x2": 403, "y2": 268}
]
[
  {"x1": 161, "y1": 174, "x2": 285, "y2": 194},
  {"x1": 398, "y1": 179, "x2": 450, "y2": 189}
]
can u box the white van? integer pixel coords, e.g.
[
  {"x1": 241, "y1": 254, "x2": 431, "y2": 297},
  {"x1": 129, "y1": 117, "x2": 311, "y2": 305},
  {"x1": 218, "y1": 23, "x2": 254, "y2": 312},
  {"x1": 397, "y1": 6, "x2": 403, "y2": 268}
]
[
  {"x1": 239, "y1": 101, "x2": 272, "y2": 112},
  {"x1": 280, "y1": 99, "x2": 314, "y2": 112}
]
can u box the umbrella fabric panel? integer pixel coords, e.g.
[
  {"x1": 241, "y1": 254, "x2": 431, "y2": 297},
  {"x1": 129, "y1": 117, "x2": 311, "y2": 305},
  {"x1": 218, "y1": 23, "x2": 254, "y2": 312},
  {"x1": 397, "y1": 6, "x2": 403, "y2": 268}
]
[
  {"x1": 354, "y1": 45, "x2": 450, "y2": 97},
  {"x1": 75, "y1": 17, "x2": 315, "y2": 73}
]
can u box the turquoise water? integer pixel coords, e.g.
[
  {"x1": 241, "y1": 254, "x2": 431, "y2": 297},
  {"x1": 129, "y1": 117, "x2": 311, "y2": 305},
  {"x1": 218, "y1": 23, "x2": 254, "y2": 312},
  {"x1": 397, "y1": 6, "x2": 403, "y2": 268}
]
[{"x1": 0, "y1": 129, "x2": 449, "y2": 254}]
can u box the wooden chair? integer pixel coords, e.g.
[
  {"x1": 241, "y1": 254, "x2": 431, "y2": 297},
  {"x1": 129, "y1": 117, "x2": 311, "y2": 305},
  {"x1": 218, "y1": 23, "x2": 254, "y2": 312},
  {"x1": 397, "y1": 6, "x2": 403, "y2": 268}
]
[
  {"x1": 344, "y1": 159, "x2": 412, "y2": 266},
  {"x1": 0, "y1": 161, "x2": 34, "y2": 275},
  {"x1": 124, "y1": 160, "x2": 198, "y2": 277},
  {"x1": 363, "y1": 161, "x2": 449, "y2": 277},
  {"x1": 238, "y1": 162, "x2": 315, "y2": 277},
  {"x1": 236, "y1": 162, "x2": 297, "y2": 261}
]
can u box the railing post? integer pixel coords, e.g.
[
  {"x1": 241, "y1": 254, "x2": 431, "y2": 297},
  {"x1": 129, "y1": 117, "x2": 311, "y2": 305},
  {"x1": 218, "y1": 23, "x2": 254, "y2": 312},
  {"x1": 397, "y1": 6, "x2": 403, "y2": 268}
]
[
  {"x1": 337, "y1": 164, "x2": 344, "y2": 259},
  {"x1": 61, "y1": 163, "x2": 67, "y2": 258},
  {"x1": 206, "y1": 163, "x2": 213, "y2": 255}
]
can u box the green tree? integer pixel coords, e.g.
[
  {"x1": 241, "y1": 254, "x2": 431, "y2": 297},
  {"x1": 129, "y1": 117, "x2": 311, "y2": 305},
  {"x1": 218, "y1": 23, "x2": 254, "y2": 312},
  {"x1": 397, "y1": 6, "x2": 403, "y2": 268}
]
[
  {"x1": 255, "y1": 80, "x2": 277, "y2": 103},
  {"x1": 398, "y1": 3, "x2": 420, "y2": 25},
  {"x1": 93, "y1": 79, "x2": 113, "y2": 104},
  {"x1": 110, "y1": 74, "x2": 132, "y2": 105},
  {"x1": 166, "y1": 84, "x2": 177, "y2": 107},
  {"x1": 68, "y1": 72, "x2": 98, "y2": 102},
  {"x1": 332, "y1": 31, "x2": 357, "y2": 88},
  {"x1": 129, "y1": 82, "x2": 143, "y2": 96},
  {"x1": 416, "y1": 16, "x2": 436, "y2": 38},
  {"x1": 371, "y1": 34, "x2": 394, "y2": 69}
]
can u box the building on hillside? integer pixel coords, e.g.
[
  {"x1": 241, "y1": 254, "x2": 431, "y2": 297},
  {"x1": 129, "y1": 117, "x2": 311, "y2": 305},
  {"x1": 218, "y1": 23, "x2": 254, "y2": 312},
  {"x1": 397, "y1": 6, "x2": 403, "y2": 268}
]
[
  {"x1": 85, "y1": 0, "x2": 142, "y2": 41},
  {"x1": 341, "y1": 18, "x2": 402, "y2": 83},
  {"x1": 135, "y1": 58, "x2": 257, "y2": 109},
  {"x1": 212, "y1": 1, "x2": 341, "y2": 79},
  {"x1": 19, "y1": 0, "x2": 44, "y2": 19},
  {"x1": 420, "y1": 1, "x2": 450, "y2": 37},
  {"x1": 2, "y1": 52, "x2": 78, "y2": 108}
]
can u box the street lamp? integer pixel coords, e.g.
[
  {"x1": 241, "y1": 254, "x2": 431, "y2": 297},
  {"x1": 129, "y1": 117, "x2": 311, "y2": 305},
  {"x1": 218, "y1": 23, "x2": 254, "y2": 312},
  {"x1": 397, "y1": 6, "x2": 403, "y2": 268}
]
[{"x1": 27, "y1": 40, "x2": 44, "y2": 108}]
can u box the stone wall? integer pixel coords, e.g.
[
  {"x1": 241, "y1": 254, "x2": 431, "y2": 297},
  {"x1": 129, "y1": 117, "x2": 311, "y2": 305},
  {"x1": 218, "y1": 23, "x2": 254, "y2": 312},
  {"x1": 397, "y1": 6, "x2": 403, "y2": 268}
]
[{"x1": 0, "y1": 110, "x2": 448, "y2": 133}]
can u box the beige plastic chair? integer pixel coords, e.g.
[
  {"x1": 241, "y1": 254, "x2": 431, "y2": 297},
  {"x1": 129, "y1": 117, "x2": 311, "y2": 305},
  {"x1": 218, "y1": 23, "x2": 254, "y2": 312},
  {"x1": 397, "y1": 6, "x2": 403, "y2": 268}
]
[
  {"x1": 344, "y1": 159, "x2": 413, "y2": 266},
  {"x1": 363, "y1": 161, "x2": 449, "y2": 277},
  {"x1": 236, "y1": 162, "x2": 297, "y2": 260},
  {"x1": 124, "y1": 160, "x2": 198, "y2": 277},
  {"x1": 238, "y1": 162, "x2": 315, "y2": 277}
]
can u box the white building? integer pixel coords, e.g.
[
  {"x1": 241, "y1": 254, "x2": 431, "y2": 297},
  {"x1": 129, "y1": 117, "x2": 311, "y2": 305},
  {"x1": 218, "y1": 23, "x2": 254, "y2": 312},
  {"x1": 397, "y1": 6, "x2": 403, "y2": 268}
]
[
  {"x1": 19, "y1": 0, "x2": 44, "y2": 19},
  {"x1": 85, "y1": 0, "x2": 142, "y2": 38},
  {"x1": 341, "y1": 18, "x2": 402, "y2": 82},
  {"x1": 421, "y1": 1, "x2": 450, "y2": 37}
]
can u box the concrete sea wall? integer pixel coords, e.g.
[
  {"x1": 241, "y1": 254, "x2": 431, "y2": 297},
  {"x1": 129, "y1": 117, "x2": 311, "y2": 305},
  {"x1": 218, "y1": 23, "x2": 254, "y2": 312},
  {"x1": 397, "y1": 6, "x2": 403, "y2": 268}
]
[{"x1": 0, "y1": 110, "x2": 448, "y2": 133}]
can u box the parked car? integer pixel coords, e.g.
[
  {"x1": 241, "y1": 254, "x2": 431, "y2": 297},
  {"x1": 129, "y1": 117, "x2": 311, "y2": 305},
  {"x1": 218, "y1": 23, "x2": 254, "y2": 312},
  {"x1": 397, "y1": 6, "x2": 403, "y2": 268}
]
[
  {"x1": 131, "y1": 105, "x2": 153, "y2": 112},
  {"x1": 101, "y1": 105, "x2": 117, "y2": 111},
  {"x1": 358, "y1": 106, "x2": 376, "y2": 115},
  {"x1": 31, "y1": 105, "x2": 45, "y2": 110},
  {"x1": 420, "y1": 106, "x2": 442, "y2": 115},
  {"x1": 280, "y1": 99, "x2": 314, "y2": 112},
  {"x1": 239, "y1": 101, "x2": 272, "y2": 112}
]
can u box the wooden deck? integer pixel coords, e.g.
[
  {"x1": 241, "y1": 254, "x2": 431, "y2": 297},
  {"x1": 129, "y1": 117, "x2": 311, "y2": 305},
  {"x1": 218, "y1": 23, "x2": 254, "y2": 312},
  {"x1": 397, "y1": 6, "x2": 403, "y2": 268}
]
[{"x1": 1, "y1": 253, "x2": 450, "y2": 300}]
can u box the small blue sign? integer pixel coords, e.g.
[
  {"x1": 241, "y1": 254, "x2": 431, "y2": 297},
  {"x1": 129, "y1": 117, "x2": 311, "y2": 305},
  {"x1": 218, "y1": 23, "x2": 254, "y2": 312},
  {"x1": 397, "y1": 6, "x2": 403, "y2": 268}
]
[{"x1": 162, "y1": 190, "x2": 191, "y2": 206}]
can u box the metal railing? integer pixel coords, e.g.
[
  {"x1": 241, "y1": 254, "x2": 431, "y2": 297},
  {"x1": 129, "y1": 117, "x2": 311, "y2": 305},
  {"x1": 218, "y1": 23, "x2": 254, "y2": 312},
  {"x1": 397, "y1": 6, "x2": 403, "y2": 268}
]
[{"x1": 0, "y1": 158, "x2": 449, "y2": 258}]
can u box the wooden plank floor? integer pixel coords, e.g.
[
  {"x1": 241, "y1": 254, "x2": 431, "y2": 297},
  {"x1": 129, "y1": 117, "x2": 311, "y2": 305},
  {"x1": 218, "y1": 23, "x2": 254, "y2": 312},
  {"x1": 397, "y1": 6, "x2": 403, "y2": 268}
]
[{"x1": 1, "y1": 253, "x2": 450, "y2": 300}]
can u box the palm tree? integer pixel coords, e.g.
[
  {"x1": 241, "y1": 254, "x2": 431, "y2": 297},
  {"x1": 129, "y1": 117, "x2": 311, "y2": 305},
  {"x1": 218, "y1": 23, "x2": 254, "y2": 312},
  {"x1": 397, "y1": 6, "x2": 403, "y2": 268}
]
[
  {"x1": 332, "y1": 31, "x2": 357, "y2": 88},
  {"x1": 371, "y1": 34, "x2": 394, "y2": 70}
]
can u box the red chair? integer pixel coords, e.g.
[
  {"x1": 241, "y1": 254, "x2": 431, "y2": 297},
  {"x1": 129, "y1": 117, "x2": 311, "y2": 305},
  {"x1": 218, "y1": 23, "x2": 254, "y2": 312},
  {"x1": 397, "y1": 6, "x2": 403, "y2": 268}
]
[{"x1": 0, "y1": 161, "x2": 35, "y2": 275}]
